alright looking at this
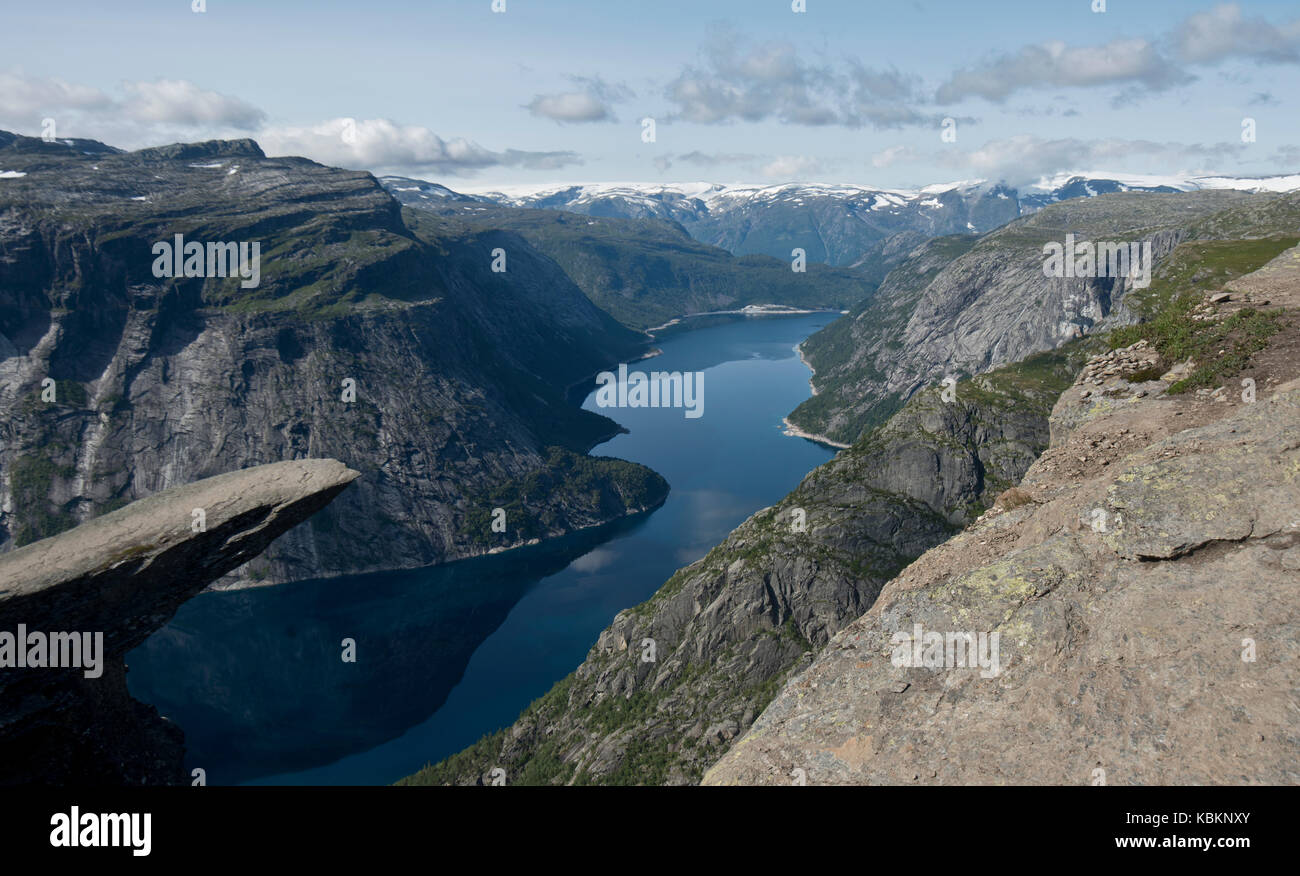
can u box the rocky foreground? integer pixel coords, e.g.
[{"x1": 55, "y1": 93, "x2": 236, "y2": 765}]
[
  {"x1": 0, "y1": 459, "x2": 357, "y2": 784},
  {"x1": 706, "y1": 366, "x2": 1300, "y2": 784}
]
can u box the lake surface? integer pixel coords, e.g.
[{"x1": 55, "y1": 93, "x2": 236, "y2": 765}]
[{"x1": 125, "y1": 313, "x2": 838, "y2": 785}]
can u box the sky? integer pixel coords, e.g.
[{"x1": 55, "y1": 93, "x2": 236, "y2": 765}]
[{"x1": 2, "y1": 0, "x2": 1299, "y2": 190}]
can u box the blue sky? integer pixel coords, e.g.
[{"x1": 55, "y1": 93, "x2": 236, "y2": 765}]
[{"x1": 2, "y1": 0, "x2": 1298, "y2": 188}]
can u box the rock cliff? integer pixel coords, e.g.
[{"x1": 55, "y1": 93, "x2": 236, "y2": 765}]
[
  {"x1": 788, "y1": 190, "x2": 1287, "y2": 444},
  {"x1": 411, "y1": 196, "x2": 1300, "y2": 786},
  {"x1": 0, "y1": 459, "x2": 358, "y2": 784},
  {"x1": 400, "y1": 345, "x2": 1081, "y2": 785},
  {"x1": 706, "y1": 370, "x2": 1300, "y2": 784}
]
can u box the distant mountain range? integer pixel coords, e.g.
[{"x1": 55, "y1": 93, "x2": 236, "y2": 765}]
[
  {"x1": 386, "y1": 181, "x2": 874, "y2": 330},
  {"x1": 383, "y1": 173, "x2": 1300, "y2": 269}
]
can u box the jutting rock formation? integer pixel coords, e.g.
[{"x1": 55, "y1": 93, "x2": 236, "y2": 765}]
[{"x1": 0, "y1": 459, "x2": 359, "y2": 785}]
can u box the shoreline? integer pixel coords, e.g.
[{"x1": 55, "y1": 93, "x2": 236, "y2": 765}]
[
  {"x1": 794, "y1": 339, "x2": 820, "y2": 396},
  {"x1": 564, "y1": 345, "x2": 663, "y2": 405},
  {"x1": 781, "y1": 415, "x2": 851, "y2": 450},
  {"x1": 784, "y1": 328, "x2": 850, "y2": 449},
  {"x1": 644, "y1": 305, "x2": 845, "y2": 336}
]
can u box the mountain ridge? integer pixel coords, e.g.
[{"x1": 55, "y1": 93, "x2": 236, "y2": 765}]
[{"x1": 0, "y1": 131, "x2": 667, "y2": 586}]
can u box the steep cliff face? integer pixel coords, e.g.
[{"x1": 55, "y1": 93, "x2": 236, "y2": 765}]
[
  {"x1": 788, "y1": 190, "x2": 1278, "y2": 445},
  {"x1": 0, "y1": 132, "x2": 665, "y2": 585},
  {"x1": 0, "y1": 459, "x2": 358, "y2": 785},
  {"x1": 706, "y1": 371, "x2": 1300, "y2": 785},
  {"x1": 400, "y1": 346, "x2": 1079, "y2": 785}
]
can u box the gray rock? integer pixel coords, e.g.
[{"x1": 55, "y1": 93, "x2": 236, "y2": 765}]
[
  {"x1": 400, "y1": 347, "x2": 1074, "y2": 785},
  {"x1": 788, "y1": 191, "x2": 1271, "y2": 444},
  {"x1": 704, "y1": 380, "x2": 1300, "y2": 785},
  {"x1": 0, "y1": 132, "x2": 660, "y2": 586},
  {"x1": 0, "y1": 458, "x2": 358, "y2": 784}
]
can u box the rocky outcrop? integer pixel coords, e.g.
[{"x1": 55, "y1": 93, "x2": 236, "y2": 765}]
[
  {"x1": 415, "y1": 205, "x2": 1300, "y2": 786},
  {"x1": 705, "y1": 371, "x2": 1300, "y2": 785},
  {"x1": 0, "y1": 459, "x2": 358, "y2": 785}
]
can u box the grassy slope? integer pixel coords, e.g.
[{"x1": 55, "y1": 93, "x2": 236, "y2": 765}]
[{"x1": 1108, "y1": 236, "x2": 1297, "y2": 392}]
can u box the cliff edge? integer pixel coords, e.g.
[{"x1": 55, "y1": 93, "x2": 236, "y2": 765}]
[
  {"x1": 705, "y1": 365, "x2": 1300, "y2": 784},
  {"x1": 0, "y1": 459, "x2": 359, "y2": 784}
]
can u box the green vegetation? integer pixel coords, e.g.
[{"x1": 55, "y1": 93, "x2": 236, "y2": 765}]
[
  {"x1": 1108, "y1": 236, "x2": 1296, "y2": 393},
  {"x1": 10, "y1": 453, "x2": 77, "y2": 545},
  {"x1": 55, "y1": 380, "x2": 88, "y2": 408},
  {"x1": 963, "y1": 342, "x2": 1094, "y2": 411},
  {"x1": 212, "y1": 229, "x2": 431, "y2": 319},
  {"x1": 458, "y1": 447, "x2": 668, "y2": 547}
]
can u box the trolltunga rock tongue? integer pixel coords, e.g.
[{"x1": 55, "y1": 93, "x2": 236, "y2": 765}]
[
  {"x1": 0, "y1": 459, "x2": 358, "y2": 785},
  {"x1": 0, "y1": 458, "x2": 360, "y2": 657}
]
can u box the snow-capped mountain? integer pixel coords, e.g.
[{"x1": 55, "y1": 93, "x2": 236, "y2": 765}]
[
  {"x1": 377, "y1": 175, "x2": 481, "y2": 204},
  {"x1": 1018, "y1": 171, "x2": 1300, "y2": 209},
  {"x1": 384, "y1": 173, "x2": 1300, "y2": 268}
]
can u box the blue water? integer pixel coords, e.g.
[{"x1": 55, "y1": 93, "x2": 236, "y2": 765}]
[{"x1": 125, "y1": 313, "x2": 837, "y2": 785}]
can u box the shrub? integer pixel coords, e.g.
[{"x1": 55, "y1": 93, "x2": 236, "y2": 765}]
[{"x1": 996, "y1": 487, "x2": 1034, "y2": 511}]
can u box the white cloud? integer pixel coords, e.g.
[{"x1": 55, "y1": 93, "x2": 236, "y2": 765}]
[
  {"x1": 527, "y1": 91, "x2": 612, "y2": 123},
  {"x1": 0, "y1": 71, "x2": 112, "y2": 117},
  {"x1": 0, "y1": 73, "x2": 579, "y2": 178},
  {"x1": 935, "y1": 5, "x2": 1300, "y2": 106},
  {"x1": 526, "y1": 76, "x2": 631, "y2": 124},
  {"x1": 1173, "y1": 3, "x2": 1300, "y2": 64},
  {"x1": 871, "y1": 144, "x2": 919, "y2": 169},
  {"x1": 760, "y1": 154, "x2": 823, "y2": 178},
  {"x1": 258, "y1": 117, "x2": 582, "y2": 176},
  {"x1": 663, "y1": 26, "x2": 934, "y2": 129},
  {"x1": 936, "y1": 38, "x2": 1189, "y2": 104},
  {"x1": 122, "y1": 79, "x2": 265, "y2": 129},
  {"x1": 0, "y1": 71, "x2": 265, "y2": 143},
  {"x1": 934, "y1": 134, "x2": 1246, "y2": 187},
  {"x1": 676, "y1": 150, "x2": 759, "y2": 167}
]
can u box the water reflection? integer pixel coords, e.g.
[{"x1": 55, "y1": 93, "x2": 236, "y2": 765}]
[
  {"x1": 127, "y1": 313, "x2": 838, "y2": 784},
  {"x1": 126, "y1": 514, "x2": 649, "y2": 785}
]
